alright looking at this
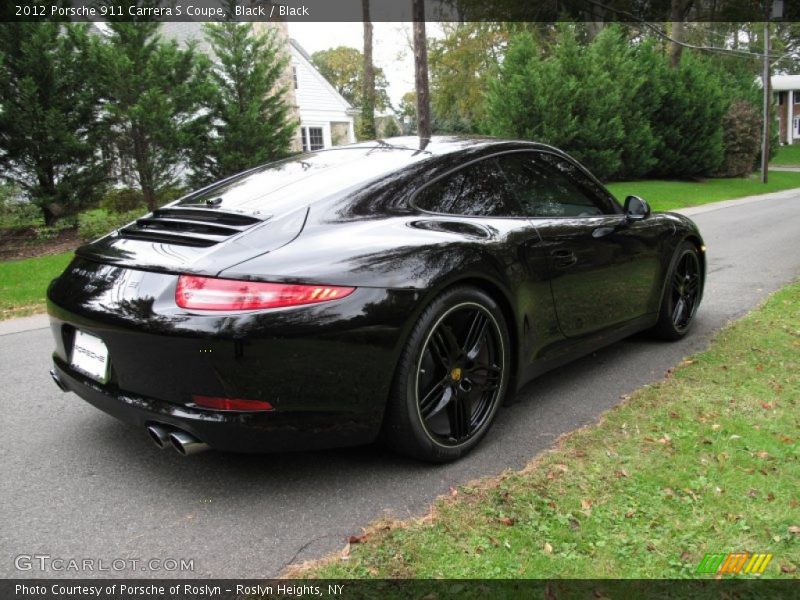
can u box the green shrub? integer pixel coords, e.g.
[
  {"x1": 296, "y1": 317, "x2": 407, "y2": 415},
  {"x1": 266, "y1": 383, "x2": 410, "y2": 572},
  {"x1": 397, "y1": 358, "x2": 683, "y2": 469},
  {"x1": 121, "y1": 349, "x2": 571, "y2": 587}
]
[
  {"x1": 156, "y1": 185, "x2": 188, "y2": 205},
  {"x1": 98, "y1": 188, "x2": 146, "y2": 213},
  {"x1": 78, "y1": 208, "x2": 145, "y2": 241},
  {"x1": 0, "y1": 200, "x2": 44, "y2": 229},
  {"x1": 715, "y1": 100, "x2": 762, "y2": 177}
]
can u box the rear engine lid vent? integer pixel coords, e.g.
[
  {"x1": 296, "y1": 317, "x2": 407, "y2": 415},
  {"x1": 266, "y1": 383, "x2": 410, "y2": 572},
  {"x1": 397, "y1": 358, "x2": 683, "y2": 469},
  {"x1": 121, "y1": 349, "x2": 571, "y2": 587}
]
[{"x1": 118, "y1": 207, "x2": 266, "y2": 248}]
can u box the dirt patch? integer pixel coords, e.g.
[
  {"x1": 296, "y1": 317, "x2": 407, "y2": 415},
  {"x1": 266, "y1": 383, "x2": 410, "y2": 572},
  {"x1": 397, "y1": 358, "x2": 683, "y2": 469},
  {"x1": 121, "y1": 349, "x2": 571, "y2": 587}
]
[{"x1": 0, "y1": 227, "x2": 80, "y2": 260}]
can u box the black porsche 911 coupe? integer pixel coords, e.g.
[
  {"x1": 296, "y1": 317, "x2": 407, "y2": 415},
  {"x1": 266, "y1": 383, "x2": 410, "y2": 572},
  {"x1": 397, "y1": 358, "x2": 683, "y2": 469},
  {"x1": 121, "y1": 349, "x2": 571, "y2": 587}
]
[{"x1": 47, "y1": 137, "x2": 705, "y2": 462}]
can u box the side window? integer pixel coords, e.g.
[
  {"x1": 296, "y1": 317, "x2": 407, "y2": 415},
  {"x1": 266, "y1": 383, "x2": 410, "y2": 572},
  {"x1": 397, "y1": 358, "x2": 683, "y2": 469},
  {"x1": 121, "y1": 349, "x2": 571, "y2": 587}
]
[
  {"x1": 499, "y1": 152, "x2": 615, "y2": 217},
  {"x1": 414, "y1": 158, "x2": 522, "y2": 217}
]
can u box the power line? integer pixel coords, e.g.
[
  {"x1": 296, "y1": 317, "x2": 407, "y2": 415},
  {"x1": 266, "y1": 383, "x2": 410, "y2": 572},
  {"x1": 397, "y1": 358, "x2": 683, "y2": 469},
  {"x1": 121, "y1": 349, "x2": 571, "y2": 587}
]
[{"x1": 584, "y1": 0, "x2": 787, "y2": 61}]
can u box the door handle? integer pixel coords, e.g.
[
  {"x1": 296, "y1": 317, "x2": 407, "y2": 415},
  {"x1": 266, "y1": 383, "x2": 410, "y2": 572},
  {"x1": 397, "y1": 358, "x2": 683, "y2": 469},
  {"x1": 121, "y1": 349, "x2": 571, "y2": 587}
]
[{"x1": 550, "y1": 249, "x2": 577, "y2": 268}]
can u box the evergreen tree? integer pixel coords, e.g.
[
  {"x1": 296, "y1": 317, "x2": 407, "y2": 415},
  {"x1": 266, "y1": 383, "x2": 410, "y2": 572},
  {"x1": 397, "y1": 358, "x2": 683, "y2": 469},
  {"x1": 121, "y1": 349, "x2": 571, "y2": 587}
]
[
  {"x1": 485, "y1": 27, "x2": 630, "y2": 180},
  {"x1": 650, "y1": 53, "x2": 726, "y2": 178},
  {"x1": 99, "y1": 21, "x2": 212, "y2": 210},
  {"x1": 0, "y1": 23, "x2": 108, "y2": 224},
  {"x1": 192, "y1": 22, "x2": 296, "y2": 185}
]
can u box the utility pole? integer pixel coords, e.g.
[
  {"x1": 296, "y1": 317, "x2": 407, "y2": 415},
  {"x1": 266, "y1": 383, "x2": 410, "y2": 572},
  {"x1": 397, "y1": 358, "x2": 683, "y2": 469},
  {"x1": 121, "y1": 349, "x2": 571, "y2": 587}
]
[
  {"x1": 412, "y1": 0, "x2": 431, "y2": 149},
  {"x1": 761, "y1": 3, "x2": 772, "y2": 183}
]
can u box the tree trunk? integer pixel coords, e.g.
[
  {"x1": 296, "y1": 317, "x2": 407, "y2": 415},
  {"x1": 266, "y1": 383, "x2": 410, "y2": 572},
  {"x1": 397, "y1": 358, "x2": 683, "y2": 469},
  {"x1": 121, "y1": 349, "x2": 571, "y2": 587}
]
[
  {"x1": 412, "y1": 0, "x2": 431, "y2": 149},
  {"x1": 668, "y1": 0, "x2": 694, "y2": 69},
  {"x1": 360, "y1": 0, "x2": 376, "y2": 140}
]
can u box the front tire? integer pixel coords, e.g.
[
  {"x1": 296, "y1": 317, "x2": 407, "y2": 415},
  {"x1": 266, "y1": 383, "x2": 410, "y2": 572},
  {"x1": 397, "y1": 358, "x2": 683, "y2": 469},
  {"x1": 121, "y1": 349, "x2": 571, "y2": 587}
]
[
  {"x1": 382, "y1": 287, "x2": 511, "y2": 463},
  {"x1": 651, "y1": 241, "x2": 702, "y2": 340}
]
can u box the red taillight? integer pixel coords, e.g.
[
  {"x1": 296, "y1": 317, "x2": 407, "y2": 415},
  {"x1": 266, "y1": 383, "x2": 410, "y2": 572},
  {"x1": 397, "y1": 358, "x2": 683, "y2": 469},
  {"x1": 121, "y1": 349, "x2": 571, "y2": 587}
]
[
  {"x1": 192, "y1": 395, "x2": 274, "y2": 412},
  {"x1": 175, "y1": 275, "x2": 355, "y2": 311}
]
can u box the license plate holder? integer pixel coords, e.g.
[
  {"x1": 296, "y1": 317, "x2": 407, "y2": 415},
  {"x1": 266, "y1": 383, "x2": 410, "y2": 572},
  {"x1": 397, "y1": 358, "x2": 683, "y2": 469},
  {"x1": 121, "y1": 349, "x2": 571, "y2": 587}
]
[{"x1": 70, "y1": 330, "x2": 110, "y2": 383}]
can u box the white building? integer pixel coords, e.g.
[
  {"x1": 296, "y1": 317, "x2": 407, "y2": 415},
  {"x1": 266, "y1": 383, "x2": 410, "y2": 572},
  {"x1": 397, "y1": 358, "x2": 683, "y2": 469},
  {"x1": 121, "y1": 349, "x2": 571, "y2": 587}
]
[
  {"x1": 773, "y1": 74, "x2": 800, "y2": 145},
  {"x1": 289, "y1": 39, "x2": 357, "y2": 151}
]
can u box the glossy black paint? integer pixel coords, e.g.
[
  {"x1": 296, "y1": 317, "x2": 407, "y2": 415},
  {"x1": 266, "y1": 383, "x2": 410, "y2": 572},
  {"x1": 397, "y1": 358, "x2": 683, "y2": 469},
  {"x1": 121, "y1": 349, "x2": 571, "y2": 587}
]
[{"x1": 48, "y1": 137, "x2": 705, "y2": 453}]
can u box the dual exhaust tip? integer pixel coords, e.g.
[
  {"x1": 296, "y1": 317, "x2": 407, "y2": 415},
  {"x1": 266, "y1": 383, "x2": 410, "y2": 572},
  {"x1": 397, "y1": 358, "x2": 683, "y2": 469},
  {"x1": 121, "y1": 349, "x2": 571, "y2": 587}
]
[{"x1": 146, "y1": 424, "x2": 209, "y2": 456}]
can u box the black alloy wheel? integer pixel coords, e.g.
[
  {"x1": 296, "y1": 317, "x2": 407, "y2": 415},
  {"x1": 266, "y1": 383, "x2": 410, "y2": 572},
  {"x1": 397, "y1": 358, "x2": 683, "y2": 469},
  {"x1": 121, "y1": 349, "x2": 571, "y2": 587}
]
[
  {"x1": 670, "y1": 250, "x2": 701, "y2": 332},
  {"x1": 383, "y1": 287, "x2": 510, "y2": 462},
  {"x1": 652, "y1": 241, "x2": 702, "y2": 340},
  {"x1": 416, "y1": 304, "x2": 503, "y2": 446}
]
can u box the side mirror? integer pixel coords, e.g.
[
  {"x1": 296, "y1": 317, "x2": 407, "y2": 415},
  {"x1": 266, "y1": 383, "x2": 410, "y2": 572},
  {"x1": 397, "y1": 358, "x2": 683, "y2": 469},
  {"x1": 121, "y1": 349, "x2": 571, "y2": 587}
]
[{"x1": 624, "y1": 195, "x2": 650, "y2": 221}]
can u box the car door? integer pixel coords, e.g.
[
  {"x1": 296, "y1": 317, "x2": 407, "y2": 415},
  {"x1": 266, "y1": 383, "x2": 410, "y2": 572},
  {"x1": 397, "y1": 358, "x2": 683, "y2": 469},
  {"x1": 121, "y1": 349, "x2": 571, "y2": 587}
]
[
  {"x1": 412, "y1": 155, "x2": 563, "y2": 360},
  {"x1": 498, "y1": 151, "x2": 662, "y2": 339}
]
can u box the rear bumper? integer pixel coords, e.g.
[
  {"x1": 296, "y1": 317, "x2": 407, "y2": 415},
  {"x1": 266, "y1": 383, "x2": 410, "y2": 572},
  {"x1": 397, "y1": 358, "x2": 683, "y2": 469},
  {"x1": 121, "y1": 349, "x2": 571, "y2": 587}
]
[{"x1": 50, "y1": 356, "x2": 378, "y2": 452}]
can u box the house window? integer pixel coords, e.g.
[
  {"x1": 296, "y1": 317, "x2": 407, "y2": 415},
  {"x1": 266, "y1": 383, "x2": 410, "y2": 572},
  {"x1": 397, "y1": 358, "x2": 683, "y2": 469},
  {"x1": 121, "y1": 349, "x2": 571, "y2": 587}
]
[
  {"x1": 777, "y1": 92, "x2": 785, "y2": 105},
  {"x1": 794, "y1": 90, "x2": 800, "y2": 105},
  {"x1": 292, "y1": 66, "x2": 298, "y2": 89},
  {"x1": 301, "y1": 127, "x2": 324, "y2": 152}
]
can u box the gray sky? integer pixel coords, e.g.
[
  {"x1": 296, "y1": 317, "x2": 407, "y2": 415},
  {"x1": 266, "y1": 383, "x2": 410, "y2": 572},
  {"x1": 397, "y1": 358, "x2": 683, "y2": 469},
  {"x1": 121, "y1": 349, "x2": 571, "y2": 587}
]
[{"x1": 288, "y1": 22, "x2": 444, "y2": 111}]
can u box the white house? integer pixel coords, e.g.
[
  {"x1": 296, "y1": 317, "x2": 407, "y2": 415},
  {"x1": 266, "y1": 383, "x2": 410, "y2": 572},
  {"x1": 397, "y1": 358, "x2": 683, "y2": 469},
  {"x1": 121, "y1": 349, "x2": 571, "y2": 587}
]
[
  {"x1": 773, "y1": 74, "x2": 800, "y2": 145},
  {"x1": 158, "y1": 24, "x2": 357, "y2": 152},
  {"x1": 289, "y1": 39, "x2": 357, "y2": 151}
]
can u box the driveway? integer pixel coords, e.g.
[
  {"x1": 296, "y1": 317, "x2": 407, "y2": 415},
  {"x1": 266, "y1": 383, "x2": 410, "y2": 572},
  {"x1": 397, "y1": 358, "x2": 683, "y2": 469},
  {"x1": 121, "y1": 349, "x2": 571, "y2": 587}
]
[{"x1": 1, "y1": 189, "x2": 798, "y2": 579}]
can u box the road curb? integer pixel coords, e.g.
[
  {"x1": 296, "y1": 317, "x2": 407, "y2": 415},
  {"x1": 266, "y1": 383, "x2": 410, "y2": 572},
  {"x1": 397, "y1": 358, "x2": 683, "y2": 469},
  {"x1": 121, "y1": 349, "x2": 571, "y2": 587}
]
[
  {"x1": 0, "y1": 313, "x2": 50, "y2": 336},
  {"x1": 674, "y1": 187, "x2": 799, "y2": 217}
]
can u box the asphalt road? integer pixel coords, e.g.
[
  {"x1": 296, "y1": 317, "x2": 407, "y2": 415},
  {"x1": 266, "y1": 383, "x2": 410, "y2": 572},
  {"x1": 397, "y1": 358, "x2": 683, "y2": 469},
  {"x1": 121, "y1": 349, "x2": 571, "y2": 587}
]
[{"x1": 2, "y1": 190, "x2": 799, "y2": 579}]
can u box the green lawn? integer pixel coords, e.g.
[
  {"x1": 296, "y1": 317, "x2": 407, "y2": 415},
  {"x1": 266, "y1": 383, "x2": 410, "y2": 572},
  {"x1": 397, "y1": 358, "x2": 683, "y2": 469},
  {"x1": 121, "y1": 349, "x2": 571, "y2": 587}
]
[
  {"x1": 607, "y1": 171, "x2": 800, "y2": 212},
  {"x1": 771, "y1": 144, "x2": 800, "y2": 166},
  {"x1": 0, "y1": 251, "x2": 72, "y2": 319},
  {"x1": 297, "y1": 283, "x2": 800, "y2": 579}
]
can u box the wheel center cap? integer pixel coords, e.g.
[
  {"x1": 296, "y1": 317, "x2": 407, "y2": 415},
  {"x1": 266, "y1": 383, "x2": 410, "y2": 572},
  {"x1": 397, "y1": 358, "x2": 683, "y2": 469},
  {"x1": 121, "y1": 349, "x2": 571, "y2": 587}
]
[{"x1": 450, "y1": 367, "x2": 462, "y2": 382}]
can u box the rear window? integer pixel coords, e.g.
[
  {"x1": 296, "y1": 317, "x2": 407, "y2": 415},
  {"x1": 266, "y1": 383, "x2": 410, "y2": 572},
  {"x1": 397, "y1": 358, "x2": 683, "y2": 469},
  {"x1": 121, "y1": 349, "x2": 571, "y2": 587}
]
[{"x1": 178, "y1": 147, "x2": 425, "y2": 216}]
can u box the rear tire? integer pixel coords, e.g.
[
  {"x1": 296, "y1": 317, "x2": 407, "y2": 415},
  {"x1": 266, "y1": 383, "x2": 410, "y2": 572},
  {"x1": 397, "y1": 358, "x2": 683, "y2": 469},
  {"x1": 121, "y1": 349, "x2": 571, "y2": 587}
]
[
  {"x1": 651, "y1": 241, "x2": 702, "y2": 341},
  {"x1": 382, "y1": 286, "x2": 511, "y2": 463}
]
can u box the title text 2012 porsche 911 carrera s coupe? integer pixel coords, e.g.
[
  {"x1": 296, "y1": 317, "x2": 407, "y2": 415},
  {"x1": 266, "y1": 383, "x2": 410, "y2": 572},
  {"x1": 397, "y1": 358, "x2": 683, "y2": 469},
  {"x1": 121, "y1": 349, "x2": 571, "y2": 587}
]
[{"x1": 47, "y1": 137, "x2": 705, "y2": 462}]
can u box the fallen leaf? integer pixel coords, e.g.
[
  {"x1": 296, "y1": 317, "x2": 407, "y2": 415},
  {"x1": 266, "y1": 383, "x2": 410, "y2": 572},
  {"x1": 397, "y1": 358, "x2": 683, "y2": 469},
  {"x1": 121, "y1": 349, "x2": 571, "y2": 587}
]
[
  {"x1": 647, "y1": 542, "x2": 656, "y2": 552},
  {"x1": 756, "y1": 364, "x2": 764, "y2": 371},
  {"x1": 747, "y1": 489, "x2": 758, "y2": 498},
  {"x1": 767, "y1": 492, "x2": 775, "y2": 502},
  {"x1": 498, "y1": 517, "x2": 515, "y2": 526},
  {"x1": 450, "y1": 487, "x2": 458, "y2": 497},
  {"x1": 761, "y1": 401, "x2": 773, "y2": 409},
  {"x1": 615, "y1": 469, "x2": 630, "y2": 478},
  {"x1": 780, "y1": 564, "x2": 797, "y2": 574},
  {"x1": 757, "y1": 451, "x2": 770, "y2": 459},
  {"x1": 712, "y1": 423, "x2": 721, "y2": 430},
  {"x1": 669, "y1": 411, "x2": 681, "y2": 419},
  {"x1": 625, "y1": 511, "x2": 635, "y2": 518},
  {"x1": 543, "y1": 542, "x2": 553, "y2": 555},
  {"x1": 581, "y1": 499, "x2": 593, "y2": 510},
  {"x1": 348, "y1": 534, "x2": 367, "y2": 544},
  {"x1": 488, "y1": 536, "x2": 500, "y2": 547},
  {"x1": 569, "y1": 518, "x2": 581, "y2": 531},
  {"x1": 662, "y1": 487, "x2": 675, "y2": 498},
  {"x1": 680, "y1": 551, "x2": 692, "y2": 561},
  {"x1": 788, "y1": 525, "x2": 800, "y2": 536},
  {"x1": 474, "y1": 546, "x2": 484, "y2": 554},
  {"x1": 340, "y1": 544, "x2": 350, "y2": 559}
]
